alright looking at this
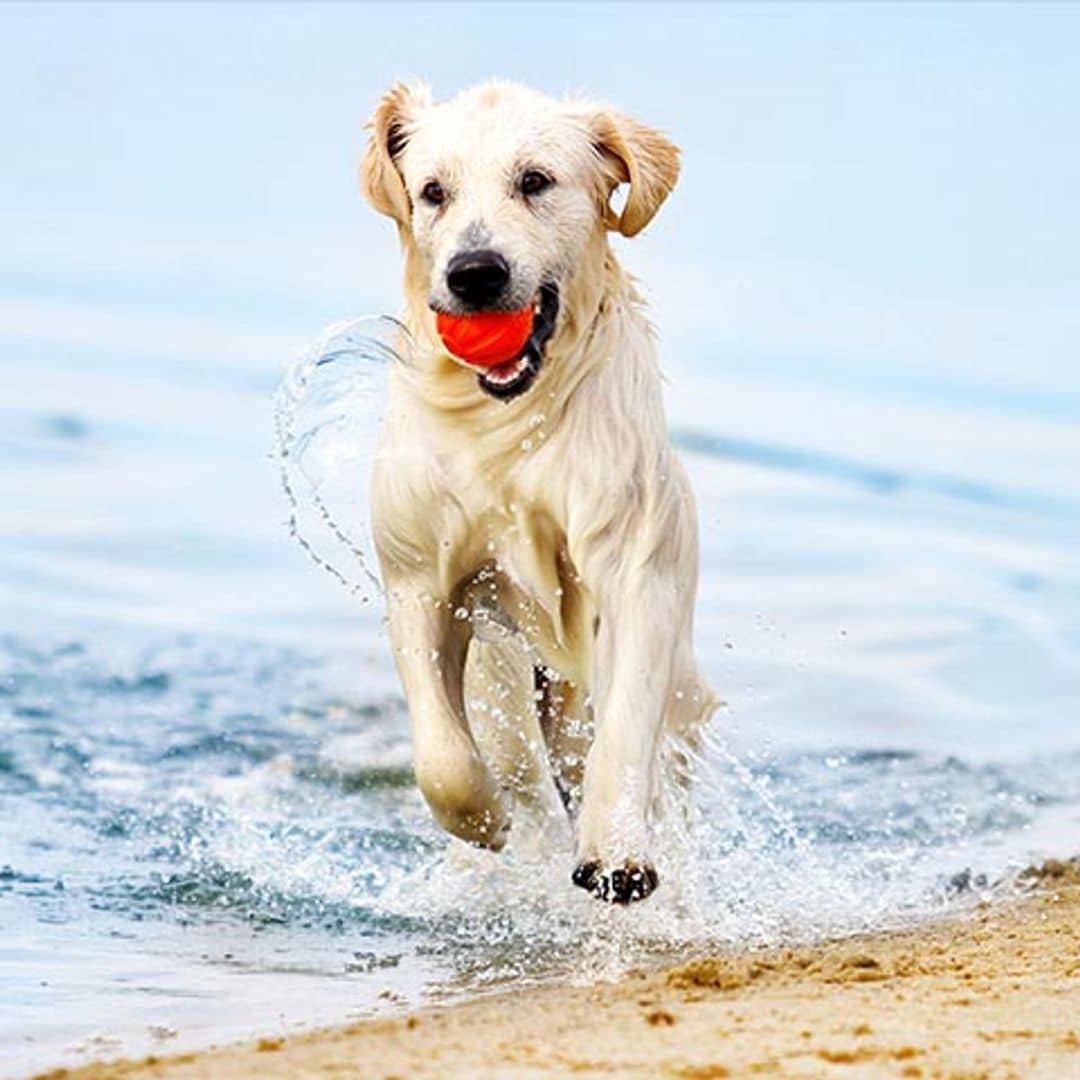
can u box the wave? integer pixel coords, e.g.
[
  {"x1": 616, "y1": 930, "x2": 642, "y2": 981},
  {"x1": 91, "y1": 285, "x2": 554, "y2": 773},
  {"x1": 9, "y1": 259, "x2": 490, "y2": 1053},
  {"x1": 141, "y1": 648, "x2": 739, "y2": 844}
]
[{"x1": 674, "y1": 427, "x2": 1079, "y2": 517}]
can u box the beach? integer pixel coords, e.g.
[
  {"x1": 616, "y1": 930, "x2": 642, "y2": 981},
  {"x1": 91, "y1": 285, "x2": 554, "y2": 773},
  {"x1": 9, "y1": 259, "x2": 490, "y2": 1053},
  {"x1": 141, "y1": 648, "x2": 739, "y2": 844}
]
[
  {"x1": 5, "y1": 7, "x2": 1080, "y2": 1077},
  {"x1": 45, "y1": 861, "x2": 1079, "y2": 1080}
]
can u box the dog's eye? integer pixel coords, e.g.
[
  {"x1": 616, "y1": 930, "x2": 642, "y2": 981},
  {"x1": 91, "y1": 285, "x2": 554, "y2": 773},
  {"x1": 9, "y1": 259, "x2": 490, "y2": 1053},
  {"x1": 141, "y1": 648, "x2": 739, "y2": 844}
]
[
  {"x1": 420, "y1": 180, "x2": 446, "y2": 207},
  {"x1": 519, "y1": 170, "x2": 553, "y2": 197}
]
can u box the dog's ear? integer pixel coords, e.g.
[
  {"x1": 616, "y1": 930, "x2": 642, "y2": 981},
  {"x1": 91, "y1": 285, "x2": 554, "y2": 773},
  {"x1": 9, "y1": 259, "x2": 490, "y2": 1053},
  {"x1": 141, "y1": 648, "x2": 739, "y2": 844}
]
[
  {"x1": 361, "y1": 80, "x2": 432, "y2": 225},
  {"x1": 590, "y1": 111, "x2": 681, "y2": 238}
]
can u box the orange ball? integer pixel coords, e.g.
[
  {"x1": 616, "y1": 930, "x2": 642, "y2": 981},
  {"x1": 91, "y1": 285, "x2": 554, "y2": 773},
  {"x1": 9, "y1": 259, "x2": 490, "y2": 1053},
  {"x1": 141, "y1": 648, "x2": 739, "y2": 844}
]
[{"x1": 436, "y1": 308, "x2": 534, "y2": 367}]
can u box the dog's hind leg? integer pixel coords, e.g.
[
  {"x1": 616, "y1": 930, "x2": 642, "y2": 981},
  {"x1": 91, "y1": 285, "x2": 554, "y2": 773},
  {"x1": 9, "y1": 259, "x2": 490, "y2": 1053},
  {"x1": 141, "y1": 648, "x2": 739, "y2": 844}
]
[
  {"x1": 534, "y1": 669, "x2": 593, "y2": 818},
  {"x1": 465, "y1": 634, "x2": 566, "y2": 834}
]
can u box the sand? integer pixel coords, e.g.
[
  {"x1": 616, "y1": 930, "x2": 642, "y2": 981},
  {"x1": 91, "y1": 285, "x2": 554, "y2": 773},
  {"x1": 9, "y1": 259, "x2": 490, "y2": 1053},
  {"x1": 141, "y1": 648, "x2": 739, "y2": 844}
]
[{"x1": 37, "y1": 860, "x2": 1080, "y2": 1080}]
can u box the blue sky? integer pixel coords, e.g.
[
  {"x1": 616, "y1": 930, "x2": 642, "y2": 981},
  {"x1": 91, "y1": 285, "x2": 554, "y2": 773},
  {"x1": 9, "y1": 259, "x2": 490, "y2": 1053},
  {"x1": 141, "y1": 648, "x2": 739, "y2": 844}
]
[{"x1": 1, "y1": 2, "x2": 1078, "y2": 402}]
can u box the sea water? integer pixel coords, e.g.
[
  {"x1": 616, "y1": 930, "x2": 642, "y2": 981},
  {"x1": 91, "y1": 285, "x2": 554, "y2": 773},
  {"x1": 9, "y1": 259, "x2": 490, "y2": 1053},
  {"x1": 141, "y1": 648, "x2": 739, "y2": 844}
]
[{"x1": 3, "y1": 297, "x2": 1079, "y2": 1076}]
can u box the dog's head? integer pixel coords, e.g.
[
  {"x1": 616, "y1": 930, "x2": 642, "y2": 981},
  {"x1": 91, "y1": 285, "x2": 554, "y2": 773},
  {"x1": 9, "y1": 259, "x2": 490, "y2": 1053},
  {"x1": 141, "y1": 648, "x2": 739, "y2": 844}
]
[{"x1": 361, "y1": 81, "x2": 679, "y2": 400}]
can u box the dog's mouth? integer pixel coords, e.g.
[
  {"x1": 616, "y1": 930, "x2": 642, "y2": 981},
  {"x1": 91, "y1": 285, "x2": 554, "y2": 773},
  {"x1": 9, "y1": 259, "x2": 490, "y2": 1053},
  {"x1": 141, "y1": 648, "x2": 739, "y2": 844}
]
[
  {"x1": 437, "y1": 284, "x2": 559, "y2": 401},
  {"x1": 476, "y1": 284, "x2": 558, "y2": 400}
]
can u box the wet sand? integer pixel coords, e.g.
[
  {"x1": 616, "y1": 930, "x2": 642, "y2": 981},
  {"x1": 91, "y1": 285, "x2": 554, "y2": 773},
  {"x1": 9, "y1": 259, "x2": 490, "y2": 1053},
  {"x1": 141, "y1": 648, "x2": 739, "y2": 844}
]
[{"x1": 38, "y1": 861, "x2": 1080, "y2": 1080}]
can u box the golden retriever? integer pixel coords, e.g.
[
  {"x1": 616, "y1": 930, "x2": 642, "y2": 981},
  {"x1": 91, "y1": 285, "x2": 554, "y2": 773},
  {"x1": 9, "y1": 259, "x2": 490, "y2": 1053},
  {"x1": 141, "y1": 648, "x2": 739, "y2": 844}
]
[{"x1": 361, "y1": 80, "x2": 716, "y2": 903}]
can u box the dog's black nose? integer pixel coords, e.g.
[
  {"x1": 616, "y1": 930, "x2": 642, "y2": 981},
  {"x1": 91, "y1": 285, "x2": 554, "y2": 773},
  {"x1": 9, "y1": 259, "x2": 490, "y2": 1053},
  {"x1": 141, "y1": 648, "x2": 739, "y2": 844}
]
[{"x1": 446, "y1": 250, "x2": 510, "y2": 307}]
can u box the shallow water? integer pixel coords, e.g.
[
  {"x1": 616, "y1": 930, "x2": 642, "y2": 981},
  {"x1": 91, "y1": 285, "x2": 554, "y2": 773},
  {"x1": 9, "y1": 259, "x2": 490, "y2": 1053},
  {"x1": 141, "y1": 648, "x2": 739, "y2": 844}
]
[{"x1": 3, "y1": 288, "x2": 1080, "y2": 1075}]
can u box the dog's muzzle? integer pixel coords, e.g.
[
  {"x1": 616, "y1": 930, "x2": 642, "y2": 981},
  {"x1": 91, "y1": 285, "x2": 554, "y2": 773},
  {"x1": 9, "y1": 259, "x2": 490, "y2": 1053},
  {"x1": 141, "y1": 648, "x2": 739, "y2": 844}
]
[{"x1": 475, "y1": 284, "x2": 559, "y2": 401}]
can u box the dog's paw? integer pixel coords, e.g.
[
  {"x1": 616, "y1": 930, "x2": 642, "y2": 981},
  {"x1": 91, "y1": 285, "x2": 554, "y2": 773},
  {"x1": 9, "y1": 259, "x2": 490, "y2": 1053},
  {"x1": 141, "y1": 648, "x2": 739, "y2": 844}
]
[
  {"x1": 571, "y1": 859, "x2": 658, "y2": 904},
  {"x1": 458, "y1": 789, "x2": 513, "y2": 852}
]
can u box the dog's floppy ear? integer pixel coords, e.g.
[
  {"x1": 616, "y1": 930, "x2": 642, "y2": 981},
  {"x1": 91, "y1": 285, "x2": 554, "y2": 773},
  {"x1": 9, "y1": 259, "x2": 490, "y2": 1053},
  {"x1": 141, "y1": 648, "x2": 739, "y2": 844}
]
[
  {"x1": 590, "y1": 111, "x2": 680, "y2": 238},
  {"x1": 361, "y1": 80, "x2": 432, "y2": 224}
]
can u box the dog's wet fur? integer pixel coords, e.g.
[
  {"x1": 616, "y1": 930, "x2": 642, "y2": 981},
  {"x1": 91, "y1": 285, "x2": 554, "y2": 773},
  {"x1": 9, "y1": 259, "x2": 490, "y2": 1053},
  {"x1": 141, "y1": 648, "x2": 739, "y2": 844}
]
[{"x1": 362, "y1": 81, "x2": 717, "y2": 903}]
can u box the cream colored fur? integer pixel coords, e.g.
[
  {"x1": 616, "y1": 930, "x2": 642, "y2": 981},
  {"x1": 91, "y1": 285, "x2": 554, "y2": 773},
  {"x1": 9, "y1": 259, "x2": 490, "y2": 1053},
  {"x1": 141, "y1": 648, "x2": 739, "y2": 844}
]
[{"x1": 361, "y1": 80, "x2": 716, "y2": 901}]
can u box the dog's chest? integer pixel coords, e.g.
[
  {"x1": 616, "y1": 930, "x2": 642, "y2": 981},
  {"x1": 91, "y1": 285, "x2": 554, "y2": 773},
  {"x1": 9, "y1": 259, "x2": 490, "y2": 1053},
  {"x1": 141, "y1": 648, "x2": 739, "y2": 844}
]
[
  {"x1": 446, "y1": 451, "x2": 563, "y2": 580},
  {"x1": 433, "y1": 448, "x2": 588, "y2": 658}
]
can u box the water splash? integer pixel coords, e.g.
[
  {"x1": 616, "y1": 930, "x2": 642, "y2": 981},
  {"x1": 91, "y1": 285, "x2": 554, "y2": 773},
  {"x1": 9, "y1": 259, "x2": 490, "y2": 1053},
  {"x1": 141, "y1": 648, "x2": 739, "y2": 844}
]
[{"x1": 273, "y1": 316, "x2": 413, "y2": 601}]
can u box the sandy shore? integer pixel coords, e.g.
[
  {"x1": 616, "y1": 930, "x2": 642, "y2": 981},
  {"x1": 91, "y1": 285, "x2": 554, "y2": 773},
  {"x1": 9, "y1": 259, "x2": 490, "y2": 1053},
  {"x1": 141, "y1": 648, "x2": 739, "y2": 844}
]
[{"x1": 38, "y1": 861, "x2": 1080, "y2": 1080}]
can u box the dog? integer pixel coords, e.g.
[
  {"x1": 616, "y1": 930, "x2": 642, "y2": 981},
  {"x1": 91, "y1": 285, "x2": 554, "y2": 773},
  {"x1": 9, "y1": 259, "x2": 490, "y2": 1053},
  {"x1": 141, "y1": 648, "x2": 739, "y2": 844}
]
[{"x1": 361, "y1": 80, "x2": 716, "y2": 904}]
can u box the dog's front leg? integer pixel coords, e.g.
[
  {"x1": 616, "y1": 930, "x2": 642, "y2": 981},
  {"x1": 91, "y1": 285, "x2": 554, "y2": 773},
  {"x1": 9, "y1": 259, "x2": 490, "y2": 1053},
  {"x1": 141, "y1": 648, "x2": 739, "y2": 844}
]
[
  {"x1": 386, "y1": 586, "x2": 511, "y2": 850},
  {"x1": 571, "y1": 573, "x2": 684, "y2": 904}
]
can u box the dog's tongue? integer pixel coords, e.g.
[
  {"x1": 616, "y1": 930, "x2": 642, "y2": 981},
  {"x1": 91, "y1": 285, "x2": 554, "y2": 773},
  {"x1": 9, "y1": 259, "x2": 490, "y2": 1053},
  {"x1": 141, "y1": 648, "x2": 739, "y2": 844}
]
[{"x1": 436, "y1": 308, "x2": 534, "y2": 367}]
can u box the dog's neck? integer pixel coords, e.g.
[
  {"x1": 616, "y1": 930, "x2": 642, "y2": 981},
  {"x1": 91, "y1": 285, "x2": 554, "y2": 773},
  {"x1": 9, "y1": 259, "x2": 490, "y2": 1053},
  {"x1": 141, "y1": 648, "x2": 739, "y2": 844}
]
[{"x1": 393, "y1": 228, "x2": 652, "y2": 452}]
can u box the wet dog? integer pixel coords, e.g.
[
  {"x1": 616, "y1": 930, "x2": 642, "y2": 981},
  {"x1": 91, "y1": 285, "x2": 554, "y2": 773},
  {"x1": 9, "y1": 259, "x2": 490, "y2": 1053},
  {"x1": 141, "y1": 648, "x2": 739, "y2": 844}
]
[{"x1": 362, "y1": 80, "x2": 716, "y2": 903}]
